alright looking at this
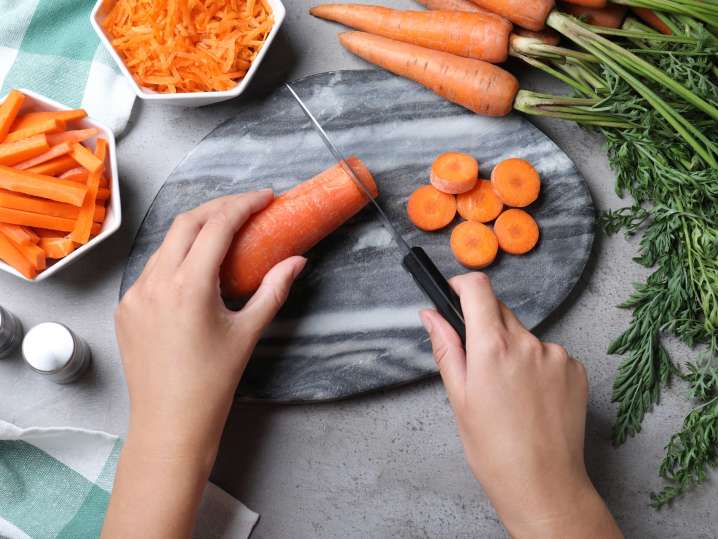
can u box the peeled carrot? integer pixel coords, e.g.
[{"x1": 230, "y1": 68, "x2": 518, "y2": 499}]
[
  {"x1": 59, "y1": 168, "x2": 90, "y2": 183},
  {"x1": 47, "y1": 128, "x2": 100, "y2": 147},
  {"x1": 456, "y1": 179, "x2": 504, "y2": 223},
  {"x1": 0, "y1": 190, "x2": 105, "y2": 222},
  {"x1": 0, "y1": 223, "x2": 38, "y2": 246},
  {"x1": 561, "y1": 0, "x2": 605, "y2": 6},
  {"x1": 0, "y1": 135, "x2": 50, "y2": 166},
  {"x1": 70, "y1": 138, "x2": 106, "y2": 244},
  {"x1": 430, "y1": 152, "x2": 479, "y2": 194},
  {"x1": 0, "y1": 229, "x2": 37, "y2": 278},
  {"x1": 494, "y1": 208, "x2": 539, "y2": 254},
  {"x1": 69, "y1": 142, "x2": 103, "y2": 174},
  {"x1": 631, "y1": 7, "x2": 672, "y2": 34},
  {"x1": 513, "y1": 27, "x2": 561, "y2": 45},
  {"x1": 0, "y1": 207, "x2": 99, "y2": 235},
  {"x1": 0, "y1": 165, "x2": 87, "y2": 206},
  {"x1": 5, "y1": 119, "x2": 63, "y2": 143},
  {"x1": 221, "y1": 156, "x2": 378, "y2": 297},
  {"x1": 339, "y1": 32, "x2": 519, "y2": 117},
  {"x1": 450, "y1": 220, "x2": 499, "y2": 269},
  {"x1": 13, "y1": 240, "x2": 46, "y2": 271},
  {"x1": 39, "y1": 236, "x2": 76, "y2": 259},
  {"x1": 25, "y1": 155, "x2": 78, "y2": 176},
  {"x1": 0, "y1": 90, "x2": 25, "y2": 143},
  {"x1": 467, "y1": 0, "x2": 555, "y2": 31},
  {"x1": 14, "y1": 141, "x2": 72, "y2": 171},
  {"x1": 414, "y1": 0, "x2": 485, "y2": 12},
  {"x1": 491, "y1": 158, "x2": 541, "y2": 207},
  {"x1": 97, "y1": 188, "x2": 111, "y2": 202},
  {"x1": 560, "y1": 2, "x2": 627, "y2": 27},
  {"x1": 407, "y1": 185, "x2": 457, "y2": 231},
  {"x1": 311, "y1": 4, "x2": 513, "y2": 63},
  {"x1": 11, "y1": 109, "x2": 86, "y2": 132}
]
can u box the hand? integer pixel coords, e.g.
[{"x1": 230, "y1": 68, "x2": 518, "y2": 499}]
[{"x1": 420, "y1": 273, "x2": 621, "y2": 539}]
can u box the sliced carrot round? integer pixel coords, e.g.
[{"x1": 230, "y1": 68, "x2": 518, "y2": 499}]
[
  {"x1": 450, "y1": 220, "x2": 498, "y2": 269},
  {"x1": 490, "y1": 158, "x2": 540, "y2": 207},
  {"x1": 494, "y1": 209, "x2": 540, "y2": 255},
  {"x1": 430, "y1": 151, "x2": 479, "y2": 194},
  {"x1": 456, "y1": 179, "x2": 504, "y2": 223},
  {"x1": 407, "y1": 185, "x2": 457, "y2": 231}
]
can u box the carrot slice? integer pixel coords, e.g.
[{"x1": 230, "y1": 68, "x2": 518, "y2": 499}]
[
  {"x1": 0, "y1": 190, "x2": 104, "y2": 221},
  {"x1": 456, "y1": 179, "x2": 504, "y2": 223},
  {"x1": 11, "y1": 109, "x2": 87, "y2": 132},
  {"x1": 0, "y1": 90, "x2": 26, "y2": 143},
  {"x1": 47, "y1": 128, "x2": 100, "y2": 147},
  {"x1": 490, "y1": 158, "x2": 541, "y2": 208},
  {"x1": 407, "y1": 185, "x2": 456, "y2": 231},
  {"x1": 25, "y1": 155, "x2": 78, "y2": 176},
  {"x1": 69, "y1": 142, "x2": 103, "y2": 173},
  {"x1": 14, "y1": 141, "x2": 72, "y2": 171},
  {"x1": 450, "y1": 220, "x2": 498, "y2": 269},
  {"x1": 5, "y1": 119, "x2": 63, "y2": 143},
  {"x1": 0, "y1": 223, "x2": 37, "y2": 246},
  {"x1": 430, "y1": 152, "x2": 479, "y2": 194},
  {"x1": 0, "y1": 165, "x2": 87, "y2": 206},
  {"x1": 0, "y1": 229, "x2": 37, "y2": 278},
  {"x1": 0, "y1": 135, "x2": 50, "y2": 166},
  {"x1": 39, "y1": 236, "x2": 76, "y2": 259},
  {"x1": 494, "y1": 208, "x2": 540, "y2": 255},
  {"x1": 70, "y1": 139, "x2": 107, "y2": 244}
]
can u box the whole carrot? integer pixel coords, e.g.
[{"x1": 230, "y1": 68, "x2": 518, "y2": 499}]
[
  {"x1": 631, "y1": 7, "x2": 672, "y2": 34},
  {"x1": 467, "y1": 0, "x2": 555, "y2": 30},
  {"x1": 560, "y1": 0, "x2": 605, "y2": 7},
  {"x1": 414, "y1": 0, "x2": 485, "y2": 12},
  {"x1": 311, "y1": 4, "x2": 513, "y2": 63},
  {"x1": 339, "y1": 32, "x2": 519, "y2": 117},
  {"x1": 559, "y1": 2, "x2": 627, "y2": 27}
]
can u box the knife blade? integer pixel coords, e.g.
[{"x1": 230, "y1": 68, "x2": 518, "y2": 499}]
[{"x1": 285, "y1": 83, "x2": 466, "y2": 343}]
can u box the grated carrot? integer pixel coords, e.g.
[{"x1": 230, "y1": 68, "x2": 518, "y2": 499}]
[{"x1": 102, "y1": 0, "x2": 274, "y2": 94}]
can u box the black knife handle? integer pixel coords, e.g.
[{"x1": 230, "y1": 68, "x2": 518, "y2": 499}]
[{"x1": 402, "y1": 246, "x2": 466, "y2": 344}]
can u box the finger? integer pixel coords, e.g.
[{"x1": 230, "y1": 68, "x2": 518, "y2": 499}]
[
  {"x1": 182, "y1": 191, "x2": 275, "y2": 281},
  {"x1": 449, "y1": 272, "x2": 505, "y2": 341},
  {"x1": 498, "y1": 301, "x2": 527, "y2": 334},
  {"x1": 420, "y1": 309, "x2": 467, "y2": 409},
  {"x1": 239, "y1": 256, "x2": 307, "y2": 339}
]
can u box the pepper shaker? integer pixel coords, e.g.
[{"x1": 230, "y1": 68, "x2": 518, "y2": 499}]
[
  {"x1": 0, "y1": 306, "x2": 23, "y2": 359},
  {"x1": 22, "y1": 322, "x2": 92, "y2": 383}
]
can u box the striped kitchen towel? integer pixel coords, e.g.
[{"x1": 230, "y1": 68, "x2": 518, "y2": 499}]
[
  {"x1": 0, "y1": 0, "x2": 135, "y2": 135},
  {"x1": 0, "y1": 420, "x2": 259, "y2": 539}
]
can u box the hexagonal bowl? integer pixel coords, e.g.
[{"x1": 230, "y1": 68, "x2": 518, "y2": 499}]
[
  {"x1": 90, "y1": 0, "x2": 286, "y2": 106},
  {"x1": 0, "y1": 88, "x2": 121, "y2": 282}
]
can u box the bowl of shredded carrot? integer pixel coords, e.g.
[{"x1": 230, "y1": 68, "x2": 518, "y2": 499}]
[{"x1": 91, "y1": 0, "x2": 285, "y2": 106}]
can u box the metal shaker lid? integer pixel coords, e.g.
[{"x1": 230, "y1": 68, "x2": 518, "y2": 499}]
[{"x1": 22, "y1": 322, "x2": 75, "y2": 372}]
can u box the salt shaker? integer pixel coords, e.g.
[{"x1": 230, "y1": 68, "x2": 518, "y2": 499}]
[
  {"x1": 0, "y1": 306, "x2": 23, "y2": 359},
  {"x1": 22, "y1": 322, "x2": 92, "y2": 383}
]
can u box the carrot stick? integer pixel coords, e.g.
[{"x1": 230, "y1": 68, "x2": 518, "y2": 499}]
[
  {"x1": 5, "y1": 119, "x2": 63, "y2": 143},
  {"x1": 34, "y1": 228, "x2": 66, "y2": 239},
  {"x1": 25, "y1": 155, "x2": 78, "y2": 176},
  {"x1": 96, "y1": 188, "x2": 110, "y2": 202},
  {"x1": 339, "y1": 32, "x2": 519, "y2": 117},
  {"x1": 70, "y1": 138, "x2": 107, "y2": 244},
  {"x1": 494, "y1": 208, "x2": 540, "y2": 254},
  {"x1": 0, "y1": 90, "x2": 25, "y2": 143},
  {"x1": 59, "y1": 168, "x2": 90, "y2": 183},
  {"x1": 490, "y1": 158, "x2": 541, "y2": 207},
  {"x1": 450, "y1": 220, "x2": 499, "y2": 269},
  {"x1": 414, "y1": 0, "x2": 485, "y2": 11},
  {"x1": 513, "y1": 27, "x2": 561, "y2": 45},
  {"x1": 69, "y1": 142, "x2": 103, "y2": 173},
  {"x1": 456, "y1": 179, "x2": 504, "y2": 222},
  {"x1": 631, "y1": 7, "x2": 672, "y2": 34},
  {"x1": 559, "y1": 2, "x2": 627, "y2": 27},
  {"x1": 0, "y1": 229, "x2": 37, "y2": 278},
  {"x1": 430, "y1": 152, "x2": 479, "y2": 194},
  {"x1": 47, "y1": 128, "x2": 100, "y2": 147},
  {"x1": 0, "y1": 190, "x2": 104, "y2": 221},
  {"x1": 407, "y1": 185, "x2": 457, "y2": 231},
  {"x1": 311, "y1": 4, "x2": 513, "y2": 63},
  {"x1": 221, "y1": 156, "x2": 378, "y2": 297},
  {"x1": 13, "y1": 240, "x2": 46, "y2": 271},
  {"x1": 0, "y1": 135, "x2": 50, "y2": 166},
  {"x1": 0, "y1": 165, "x2": 87, "y2": 206},
  {"x1": 39, "y1": 236, "x2": 77, "y2": 259},
  {"x1": 0, "y1": 222, "x2": 38, "y2": 246},
  {"x1": 0, "y1": 207, "x2": 80, "y2": 232},
  {"x1": 560, "y1": 0, "x2": 605, "y2": 7},
  {"x1": 467, "y1": 0, "x2": 555, "y2": 31},
  {"x1": 14, "y1": 141, "x2": 72, "y2": 170},
  {"x1": 11, "y1": 109, "x2": 87, "y2": 132}
]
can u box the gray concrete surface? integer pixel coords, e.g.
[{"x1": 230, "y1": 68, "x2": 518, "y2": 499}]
[{"x1": 1, "y1": 1, "x2": 715, "y2": 537}]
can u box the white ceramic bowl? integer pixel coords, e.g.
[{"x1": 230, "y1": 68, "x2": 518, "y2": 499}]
[
  {"x1": 0, "y1": 88, "x2": 121, "y2": 282},
  {"x1": 90, "y1": 0, "x2": 286, "y2": 107}
]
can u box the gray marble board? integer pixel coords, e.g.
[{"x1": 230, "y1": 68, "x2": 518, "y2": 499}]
[{"x1": 121, "y1": 70, "x2": 595, "y2": 402}]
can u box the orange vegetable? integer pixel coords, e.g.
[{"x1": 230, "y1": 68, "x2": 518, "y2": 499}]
[
  {"x1": 221, "y1": 156, "x2": 378, "y2": 297},
  {"x1": 494, "y1": 208, "x2": 540, "y2": 254},
  {"x1": 0, "y1": 190, "x2": 104, "y2": 222},
  {"x1": 14, "y1": 240, "x2": 46, "y2": 271},
  {"x1": 59, "y1": 168, "x2": 90, "y2": 183},
  {"x1": 0, "y1": 229, "x2": 37, "y2": 278},
  {"x1": 513, "y1": 27, "x2": 561, "y2": 45},
  {"x1": 490, "y1": 158, "x2": 541, "y2": 207},
  {"x1": 339, "y1": 32, "x2": 519, "y2": 117},
  {"x1": 0, "y1": 223, "x2": 38, "y2": 246},
  {"x1": 560, "y1": 0, "x2": 605, "y2": 6},
  {"x1": 430, "y1": 152, "x2": 479, "y2": 194},
  {"x1": 70, "y1": 138, "x2": 106, "y2": 244},
  {"x1": 102, "y1": 0, "x2": 274, "y2": 93},
  {"x1": 456, "y1": 179, "x2": 504, "y2": 222},
  {"x1": 0, "y1": 207, "x2": 78, "y2": 232},
  {"x1": 11, "y1": 109, "x2": 87, "y2": 132},
  {"x1": 5, "y1": 119, "x2": 63, "y2": 143},
  {"x1": 414, "y1": 0, "x2": 486, "y2": 11},
  {"x1": 560, "y1": 2, "x2": 627, "y2": 27},
  {"x1": 47, "y1": 128, "x2": 100, "y2": 147},
  {"x1": 407, "y1": 185, "x2": 457, "y2": 231},
  {"x1": 0, "y1": 90, "x2": 25, "y2": 143},
  {"x1": 631, "y1": 7, "x2": 672, "y2": 34},
  {"x1": 0, "y1": 135, "x2": 50, "y2": 166},
  {"x1": 450, "y1": 220, "x2": 499, "y2": 269},
  {"x1": 14, "y1": 141, "x2": 72, "y2": 170},
  {"x1": 40, "y1": 236, "x2": 77, "y2": 259},
  {"x1": 69, "y1": 143, "x2": 103, "y2": 174},
  {"x1": 0, "y1": 165, "x2": 87, "y2": 206},
  {"x1": 311, "y1": 4, "x2": 513, "y2": 63},
  {"x1": 468, "y1": 0, "x2": 555, "y2": 30},
  {"x1": 96, "y1": 188, "x2": 111, "y2": 202},
  {"x1": 25, "y1": 155, "x2": 78, "y2": 176}
]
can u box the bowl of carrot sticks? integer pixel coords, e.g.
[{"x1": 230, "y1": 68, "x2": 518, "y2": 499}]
[
  {"x1": 0, "y1": 88, "x2": 120, "y2": 282},
  {"x1": 90, "y1": 0, "x2": 286, "y2": 106}
]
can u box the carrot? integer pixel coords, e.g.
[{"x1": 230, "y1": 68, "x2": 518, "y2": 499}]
[
  {"x1": 14, "y1": 141, "x2": 72, "y2": 171},
  {"x1": 59, "y1": 168, "x2": 90, "y2": 183},
  {"x1": 407, "y1": 185, "x2": 457, "y2": 231},
  {"x1": 494, "y1": 208, "x2": 539, "y2": 254},
  {"x1": 69, "y1": 143, "x2": 103, "y2": 174},
  {"x1": 0, "y1": 223, "x2": 38, "y2": 246},
  {"x1": 490, "y1": 158, "x2": 541, "y2": 207},
  {"x1": 25, "y1": 155, "x2": 78, "y2": 176},
  {"x1": 47, "y1": 128, "x2": 100, "y2": 147},
  {"x1": 456, "y1": 179, "x2": 504, "y2": 223},
  {"x1": 13, "y1": 240, "x2": 46, "y2": 271},
  {"x1": 34, "y1": 228, "x2": 66, "y2": 239},
  {"x1": 0, "y1": 135, "x2": 50, "y2": 166},
  {"x1": 0, "y1": 207, "x2": 86, "y2": 233},
  {"x1": 559, "y1": 2, "x2": 627, "y2": 27},
  {"x1": 0, "y1": 90, "x2": 25, "y2": 143},
  {"x1": 513, "y1": 27, "x2": 561, "y2": 45},
  {"x1": 467, "y1": 0, "x2": 555, "y2": 31},
  {"x1": 339, "y1": 32, "x2": 519, "y2": 117},
  {"x1": 0, "y1": 190, "x2": 105, "y2": 222},
  {"x1": 450, "y1": 220, "x2": 499, "y2": 269},
  {"x1": 311, "y1": 4, "x2": 513, "y2": 63},
  {"x1": 97, "y1": 188, "x2": 111, "y2": 202},
  {"x1": 221, "y1": 156, "x2": 378, "y2": 297},
  {"x1": 11, "y1": 109, "x2": 86, "y2": 132},
  {"x1": 414, "y1": 0, "x2": 485, "y2": 12},
  {"x1": 70, "y1": 138, "x2": 106, "y2": 244},
  {"x1": 560, "y1": 0, "x2": 605, "y2": 7},
  {"x1": 0, "y1": 229, "x2": 37, "y2": 278},
  {"x1": 631, "y1": 7, "x2": 672, "y2": 34},
  {"x1": 5, "y1": 119, "x2": 63, "y2": 143},
  {"x1": 39, "y1": 236, "x2": 76, "y2": 259},
  {"x1": 0, "y1": 165, "x2": 87, "y2": 206},
  {"x1": 430, "y1": 152, "x2": 479, "y2": 194}
]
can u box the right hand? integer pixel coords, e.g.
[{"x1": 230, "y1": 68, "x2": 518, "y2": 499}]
[{"x1": 420, "y1": 273, "x2": 622, "y2": 538}]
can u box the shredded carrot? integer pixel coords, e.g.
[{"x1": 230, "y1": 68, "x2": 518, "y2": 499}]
[{"x1": 102, "y1": 0, "x2": 274, "y2": 93}]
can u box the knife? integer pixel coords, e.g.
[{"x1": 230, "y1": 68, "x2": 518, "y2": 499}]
[{"x1": 285, "y1": 83, "x2": 466, "y2": 344}]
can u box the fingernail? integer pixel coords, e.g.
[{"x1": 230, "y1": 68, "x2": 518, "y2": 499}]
[
  {"x1": 292, "y1": 257, "x2": 307, "y2": 279},
  {"x1": 419, "y1": 310, "x2": 432, "y2": 333}
]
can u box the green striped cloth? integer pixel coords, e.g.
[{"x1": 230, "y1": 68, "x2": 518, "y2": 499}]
[
  {"x1": 0, "y1": 0, "x2": 135, "y2": 134},
  {"x1": 0, "y1": 420, "x2": 259, "y2": 539}
]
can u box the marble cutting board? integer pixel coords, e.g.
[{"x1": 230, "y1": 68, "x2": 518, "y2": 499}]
[{"x1": 121, "y1": 70, "x2": 595, "y2": 402}]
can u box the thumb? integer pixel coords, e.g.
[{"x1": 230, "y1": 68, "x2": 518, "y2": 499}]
[
  {"x1": 239, "y1": 256, "x2": 307, "y2": 339},
  {"x1": 420, "y1": 309, "x2": 467, "y2": 409}
]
